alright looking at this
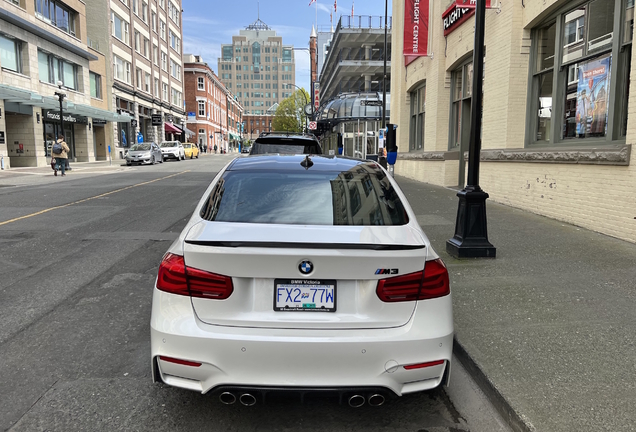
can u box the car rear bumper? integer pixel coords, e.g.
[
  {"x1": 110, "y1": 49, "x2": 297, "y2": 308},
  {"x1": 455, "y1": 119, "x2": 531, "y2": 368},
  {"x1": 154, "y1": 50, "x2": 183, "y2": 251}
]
[{"x1": 150, "y1": 288, "x2": 453, "y2": 396}]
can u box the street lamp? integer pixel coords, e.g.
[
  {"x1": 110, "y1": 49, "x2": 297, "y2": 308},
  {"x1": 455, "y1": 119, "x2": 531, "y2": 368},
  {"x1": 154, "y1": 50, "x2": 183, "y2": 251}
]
[
  {"x1": 54, "y1": 81, "x2": 66, "y2": 154},
  {"x1": 285, "y1": 84, "x2": 309, "y2": 133}
]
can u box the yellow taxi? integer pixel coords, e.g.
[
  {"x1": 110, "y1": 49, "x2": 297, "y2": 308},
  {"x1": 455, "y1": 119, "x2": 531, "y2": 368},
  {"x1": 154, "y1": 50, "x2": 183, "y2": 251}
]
[{"x1": 183, "y1": 143, "x2": 199, "y2": 159}]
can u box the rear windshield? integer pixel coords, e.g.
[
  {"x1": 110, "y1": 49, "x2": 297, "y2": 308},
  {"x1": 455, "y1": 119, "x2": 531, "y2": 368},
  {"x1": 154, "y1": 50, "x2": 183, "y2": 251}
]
[
  {"x1": 160, "y1": 142, "x2": 178, "y2": 148},
  {"x1": 250, "y1": 142, "x2": 321, "y2": 155},
  {"x1": 200, "y1": 166, "x2": 408, "y2": 226}
]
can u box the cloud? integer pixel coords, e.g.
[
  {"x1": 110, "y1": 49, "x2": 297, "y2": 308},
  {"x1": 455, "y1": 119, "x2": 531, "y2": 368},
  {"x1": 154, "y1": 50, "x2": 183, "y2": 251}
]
[
  {"x1": 182, "y1": 16, "x2": 219, "y2": 26},
  {"x1": 316, "y1": 3, "x2": 332, "y2": 14}
]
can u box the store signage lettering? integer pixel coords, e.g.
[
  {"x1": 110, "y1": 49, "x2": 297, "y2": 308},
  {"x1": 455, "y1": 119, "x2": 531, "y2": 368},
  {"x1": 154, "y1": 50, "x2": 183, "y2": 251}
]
[
  {"x1": 151, "y1": 114, "x2": 163, "y2": 126},
  {"x1": 44, "y1": 110, "x2": 88, "y2": 125},
  {"x1": 442, "y1": 3, "x2": 473, "y2": 36},
  {"x1": 404, "y1": 0, "x2": 429, "y2": 58},
  {"x1": 454, "y1": 0, "x2": 493, "y2": 9}
]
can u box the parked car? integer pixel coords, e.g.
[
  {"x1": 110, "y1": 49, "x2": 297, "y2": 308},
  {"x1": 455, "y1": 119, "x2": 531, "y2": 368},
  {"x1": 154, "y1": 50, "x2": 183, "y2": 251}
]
[
  {"x1": 183, "y1": 143, "x2": 199, "y2": 159},
  {"x1": 160, "y1": 141, "x2": 185, "y2": 161},
  {"x1": 151, "y1": 155, "x2": 453, "y2": 406},
  {"x1": 249, "y1": 132, "x2": 322, "y2": 155},
  {"x1": 241, "y1": 146, "x2": 250, "y2": 154},
  {"x1": 125, "y1": 143, "x2": 163, "y2": 166}
]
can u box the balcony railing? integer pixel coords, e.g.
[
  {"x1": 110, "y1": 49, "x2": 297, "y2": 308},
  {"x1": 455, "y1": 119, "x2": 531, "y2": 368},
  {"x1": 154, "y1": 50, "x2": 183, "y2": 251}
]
[{"x1": 339, "y1": 15, "x2": 392, "y2": 30}]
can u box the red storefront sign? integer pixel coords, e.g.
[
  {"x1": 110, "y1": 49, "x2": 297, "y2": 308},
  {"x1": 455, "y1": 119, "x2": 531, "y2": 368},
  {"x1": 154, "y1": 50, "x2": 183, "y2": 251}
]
[
  {"x1": 403, "y1": 0, "x2": 429, "y2": 63},
  {"x1": 443, "y1": 0, "x2": 495, "y2": 36}
]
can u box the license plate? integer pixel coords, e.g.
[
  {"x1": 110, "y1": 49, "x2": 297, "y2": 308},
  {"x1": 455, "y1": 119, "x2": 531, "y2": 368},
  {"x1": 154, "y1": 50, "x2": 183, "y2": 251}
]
[{"x1": 274, "y1": 279, "x2": 336, "y2": 312}]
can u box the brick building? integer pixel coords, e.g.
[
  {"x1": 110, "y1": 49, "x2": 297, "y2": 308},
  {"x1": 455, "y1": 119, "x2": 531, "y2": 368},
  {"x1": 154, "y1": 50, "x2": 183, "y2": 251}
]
[
  {"x1": 184, "y1": 54, "x2": 242, "y2": 153},
  {"x1": 390, "y1": 0, "x2": 635, "y2": 243}
]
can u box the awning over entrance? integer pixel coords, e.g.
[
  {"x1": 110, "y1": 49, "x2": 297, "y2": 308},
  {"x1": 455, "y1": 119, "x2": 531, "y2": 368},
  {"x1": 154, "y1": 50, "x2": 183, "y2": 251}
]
[
  {"x1": 175, "y1": 124, "x2": 195, "y2": 137},
  {"x1": 229, "y1": 133, "x2": 241, "y2": 140},
  {"x1": 0, "y1": 84, "x2": 132, "y2": 122},
  {"x1": 164, "y1": 122, "x2": 181, "y2": 133}
]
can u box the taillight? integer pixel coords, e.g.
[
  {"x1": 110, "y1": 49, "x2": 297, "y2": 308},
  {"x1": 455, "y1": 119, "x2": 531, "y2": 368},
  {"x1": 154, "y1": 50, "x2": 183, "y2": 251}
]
[
  {"x1": 156, "y1": 253, "x2": 234, "y2": 299},
  {"x1": 376, "y1": 258, "x2": 450, "y2": 302},
  {"x1": 157, "y1": 253, "x2": 189, "y2": 296}
]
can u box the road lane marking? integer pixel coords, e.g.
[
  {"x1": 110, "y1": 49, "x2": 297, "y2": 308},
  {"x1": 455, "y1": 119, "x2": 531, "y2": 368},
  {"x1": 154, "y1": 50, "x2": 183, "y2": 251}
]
[{"x1": 0, "y1": 170, "x2": 191, "y2": 227}]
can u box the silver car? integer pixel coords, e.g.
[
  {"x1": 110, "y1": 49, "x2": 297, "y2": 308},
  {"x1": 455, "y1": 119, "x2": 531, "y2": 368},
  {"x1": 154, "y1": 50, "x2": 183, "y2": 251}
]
[
  {"x1": 160, "y1": 141, "x2": 185, "y2": 161},
  {"x1": 125, "y1": 143, "x2": 163, "y2": 166}
]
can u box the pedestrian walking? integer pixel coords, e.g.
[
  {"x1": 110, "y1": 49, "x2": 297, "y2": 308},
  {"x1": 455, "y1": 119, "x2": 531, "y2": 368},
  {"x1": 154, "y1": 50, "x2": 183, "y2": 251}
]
[
  {"x1": 51, "y1": 134, "x2": 70, "y2": 177},
  {"x1": 214, "y1": 145, "x2": 218, "y2": 154}
]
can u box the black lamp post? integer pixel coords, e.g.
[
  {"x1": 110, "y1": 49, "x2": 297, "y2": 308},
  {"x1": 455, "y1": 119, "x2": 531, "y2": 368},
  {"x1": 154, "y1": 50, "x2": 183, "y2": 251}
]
[
  {"x1": 286, "y1": 84, "x2": 309, "y2": 133},
  {"x1": 446, "y1": 0, "x2": 496, "y2": 258},
  {"x1": 54, "y1": 81, "x2": 66, "y2": 154}
]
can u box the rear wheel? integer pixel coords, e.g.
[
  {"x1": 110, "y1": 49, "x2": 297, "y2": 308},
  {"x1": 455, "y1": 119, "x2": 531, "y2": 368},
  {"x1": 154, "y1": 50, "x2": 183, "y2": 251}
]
[{"x1": 190, "y1": 154, "x2": 193, "y2": 159}]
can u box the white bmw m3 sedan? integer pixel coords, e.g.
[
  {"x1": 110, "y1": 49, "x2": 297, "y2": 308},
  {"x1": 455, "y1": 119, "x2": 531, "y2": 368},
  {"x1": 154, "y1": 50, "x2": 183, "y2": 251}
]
[{"x1": 150, "y1": 155, "x2": 453, "y2": 407}]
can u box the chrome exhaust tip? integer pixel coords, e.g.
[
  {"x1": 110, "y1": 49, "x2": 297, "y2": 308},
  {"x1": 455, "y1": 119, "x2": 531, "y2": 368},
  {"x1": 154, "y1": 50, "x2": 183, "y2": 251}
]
[
  {"x1": 368, "y1": 394, "x2": 385, "y2": 407},
  {"x1": 348, "y1": 394, "x2": 366, "y2": 408},
  {"x1": 219, "y1": 392, "x2": 236, "y2": 405},
  {"x1": 239, "y1": 393, "x2": 257, "y2": 406}
]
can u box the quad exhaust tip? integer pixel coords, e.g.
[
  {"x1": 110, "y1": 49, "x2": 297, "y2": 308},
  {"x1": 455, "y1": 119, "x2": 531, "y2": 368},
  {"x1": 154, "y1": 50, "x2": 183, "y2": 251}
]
[
  {"x1": 239, "y1": 393, "x2": 257, "y2": 406},
  {"x1": 219, "y1": 392, "x2": 236, "y2": 405},
  {"x1": 367, "y1": 394, "x2": 385, "y2": 407},
  {"x1": 348, "y1": 394, "x2": 366, "y2": 408}
]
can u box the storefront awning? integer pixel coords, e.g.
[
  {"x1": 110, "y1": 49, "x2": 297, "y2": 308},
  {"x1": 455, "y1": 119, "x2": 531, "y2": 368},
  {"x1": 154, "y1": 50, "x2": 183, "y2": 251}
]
[
  {"x1": 0, "y1": 84, "x2": 132, "y2": 123},
  {"x1": 229, "y1": 133, "x2": 241, "y2": 140},
  {"x1": 315, "y1": 92, "x2": 390, "y2": 127},
  {"x1": 176, "y1": 125, "x2": 195, "y2": 137},
  {"x1": 164, "y1": 122, "x2": 181, "y2": 133}
]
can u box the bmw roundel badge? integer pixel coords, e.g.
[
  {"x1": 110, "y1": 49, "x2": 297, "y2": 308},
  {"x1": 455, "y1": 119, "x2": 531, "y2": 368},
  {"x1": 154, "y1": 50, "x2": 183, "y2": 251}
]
[{"x1": 299, "y1": 260, "x2": 314, "y2": 274}]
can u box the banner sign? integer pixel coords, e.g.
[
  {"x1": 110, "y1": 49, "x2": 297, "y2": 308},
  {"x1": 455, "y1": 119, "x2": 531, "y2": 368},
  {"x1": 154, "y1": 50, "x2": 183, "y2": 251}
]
[
  {"x1": 313, "y1": 82, "x2": 320, "y2": 109},
  {"x1": 151, "y1": 114, "x2": 163, "y2": 126},
  {"x1": 404, "y1": 0, "x2": 429, "y2": 58}
]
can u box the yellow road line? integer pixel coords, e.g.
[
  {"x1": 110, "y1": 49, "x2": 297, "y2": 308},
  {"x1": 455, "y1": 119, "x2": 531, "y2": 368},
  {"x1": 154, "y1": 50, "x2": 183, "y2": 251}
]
[{"x1": 0, "y1": 170, "x2": 191, "y2": 227}]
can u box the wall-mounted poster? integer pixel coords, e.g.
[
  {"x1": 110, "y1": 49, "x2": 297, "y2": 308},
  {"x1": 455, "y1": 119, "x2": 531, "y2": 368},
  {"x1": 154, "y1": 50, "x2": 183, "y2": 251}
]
[{"x1": 576, "y1": 56, "x2": 611, "y2": 138}]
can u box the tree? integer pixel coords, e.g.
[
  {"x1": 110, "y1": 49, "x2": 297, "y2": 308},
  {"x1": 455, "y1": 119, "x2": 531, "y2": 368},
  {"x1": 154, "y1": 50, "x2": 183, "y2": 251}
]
[{"x1": 272, "y1": 88, "x2": 309, "y2": 132}]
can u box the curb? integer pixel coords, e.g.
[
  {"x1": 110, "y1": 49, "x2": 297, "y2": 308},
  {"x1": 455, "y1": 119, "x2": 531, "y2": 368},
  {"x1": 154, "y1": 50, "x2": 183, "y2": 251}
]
[{"x1": 452, "y1": 336, "x2": 535, "y2": 432}]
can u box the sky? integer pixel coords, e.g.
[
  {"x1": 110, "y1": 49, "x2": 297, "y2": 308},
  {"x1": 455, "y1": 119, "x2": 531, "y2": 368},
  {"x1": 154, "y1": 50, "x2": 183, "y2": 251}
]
[{"x1": 181, "y1": 0, "x2": 391, "y2": 91}]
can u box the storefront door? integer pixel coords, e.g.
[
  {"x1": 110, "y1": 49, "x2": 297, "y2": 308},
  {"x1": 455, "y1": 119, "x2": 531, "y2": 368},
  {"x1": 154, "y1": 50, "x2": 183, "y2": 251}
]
[{"x1": 450, "y1": 61, "x2": 473, "y2": 188}]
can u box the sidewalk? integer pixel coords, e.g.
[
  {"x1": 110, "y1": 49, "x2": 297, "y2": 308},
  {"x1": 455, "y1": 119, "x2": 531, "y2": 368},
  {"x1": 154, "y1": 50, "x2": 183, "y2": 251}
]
[
  {"x1": 396, "y1": 176, "x2": 636, "y2": 432},
  {"x1": 0, "y1": 160, "x2": 127, "y2": 187}
]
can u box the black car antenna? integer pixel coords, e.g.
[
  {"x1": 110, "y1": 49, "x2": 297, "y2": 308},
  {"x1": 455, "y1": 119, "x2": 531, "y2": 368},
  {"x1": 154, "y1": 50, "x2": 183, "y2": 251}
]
[{"x1": 300, "y1": 155, "x2": 314, "y2": 170}]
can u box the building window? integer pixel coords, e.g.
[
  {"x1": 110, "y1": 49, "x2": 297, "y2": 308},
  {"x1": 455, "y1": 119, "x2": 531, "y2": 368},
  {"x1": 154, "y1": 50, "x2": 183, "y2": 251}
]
[
  {"x1": 134, "y1": 31, "x2": 140, "y2": 52},
  {"x1": 132, "y1": 0, "x2": 138, "y2": 14},
  {"x1": 136, "y1": 68, "x2": 142, "y2": 89},
  {"x1": 529, "y1": 0, "x2": 632, "y2": 144},
  {"x1": 38, "y1": 50, "x2": 79, "y2": 90},
  {"x1": 170, "y1": 59, "x2": 181, "y2": 80},
  {"x1": 169, "y1": 30, "x2": 181, "y2": 53},
  {"x1": 409, "y1": 84, "x2": 426, "y2": 151},
  {"x1": 198, "y1": 100, "x2": 205, "y2": 116},
  {"x1": 198, "y1": 76, "x2": 204, "y2": 90},
  {"x1": 151, "y1": 11, "x2": 157, "y2": 31},
  {"x1": 154, "y1": 77, "x2": 159, "y2": 97},
  {"x1": 0, "y1": 35, "x2": 22, "y2": 74},
  {"x1": 113, "y1": 54, "x2": 131, "y2": 84},
  {"x1": 162, "y1": 82, "x2": 168, "y2": 101},
  {"x1": 111, "y1": 12, "x2": 129, "y2": 44},
  {"x1": 171, "y1": 88, "x2": 182, "y2": 106},
  {"x1": 160, "y1": 20, "x2": 166, "y2": 40},
  {"x1": 145, "y1": 72, "x2": 151, "y2": 93},
  {"x1": 450, "y1": 61, "x2": 473, "y2": 150},
  {"x1": 35, "y1": 0, "x2": 76, "y2": 36},
  {"x1": 141, "y1": 1, "x2": 148, "y2": 22},
  {"x1": 161, "y1": 51, "x2": 167, "y2": 71},
  {"x1": 90, "y1": 72, "x2": 102, "y2": 99},
  {"x1": 153, "y1": 45, "x2": 158, "y2": 65}
]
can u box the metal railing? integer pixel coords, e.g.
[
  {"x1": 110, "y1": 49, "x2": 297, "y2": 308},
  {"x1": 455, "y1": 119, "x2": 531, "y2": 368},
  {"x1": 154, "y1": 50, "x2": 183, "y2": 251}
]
[{"x1": 339, "y1": 15, "x2": 392, "y2": 30}]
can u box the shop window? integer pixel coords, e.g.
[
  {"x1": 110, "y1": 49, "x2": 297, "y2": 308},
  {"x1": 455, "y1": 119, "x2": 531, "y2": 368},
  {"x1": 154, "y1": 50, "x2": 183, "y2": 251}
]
[
  {"x1": 449, "y1": 61, "x2": 473, "y2": 150},
  {"x1": 0, "y1": 34, "x2": 23, "y2": 74},
  {"x1": 409, "y1": 84, "x2": 426, "y2": 151},
  {"x1": 529, "y1": 0, "x2": 632, "y2": 144}
]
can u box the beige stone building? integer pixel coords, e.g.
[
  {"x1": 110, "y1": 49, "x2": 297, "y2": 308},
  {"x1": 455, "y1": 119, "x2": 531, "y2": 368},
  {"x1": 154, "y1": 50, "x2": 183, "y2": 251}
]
[
  {"x1": 0, "y1": 0, "x2": 130, "y2": 168},
  {"x1": 390, "y1": 0, "x2": 636, "y2": 243},
  {"x1": 218, "y1": 16, "x2": 295, "y2": 138}
]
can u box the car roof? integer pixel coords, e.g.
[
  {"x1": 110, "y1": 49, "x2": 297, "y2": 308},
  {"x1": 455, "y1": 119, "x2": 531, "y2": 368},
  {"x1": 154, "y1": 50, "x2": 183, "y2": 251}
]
[
  {"x1": 255, "y1": 132, "x2": 318, "y2": 143},
  {"x1": 227, "y1": 155, "x2": 376, "y2": 173}
]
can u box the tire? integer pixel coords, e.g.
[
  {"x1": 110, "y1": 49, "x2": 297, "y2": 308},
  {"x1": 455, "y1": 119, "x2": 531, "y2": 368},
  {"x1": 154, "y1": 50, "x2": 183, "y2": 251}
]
[
  {"x1": 126, "y1": 163, "x2": 131, "y2": 166},
  {"x1": 190, "y1": 154, "x2": 193, "y2": 159}
]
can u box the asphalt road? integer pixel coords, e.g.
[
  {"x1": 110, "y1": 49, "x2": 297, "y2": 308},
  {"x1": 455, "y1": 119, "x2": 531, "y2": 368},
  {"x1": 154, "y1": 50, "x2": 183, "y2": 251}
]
[{"x1": 0, "y1": 155, "x2": 509, "y2": 432}]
